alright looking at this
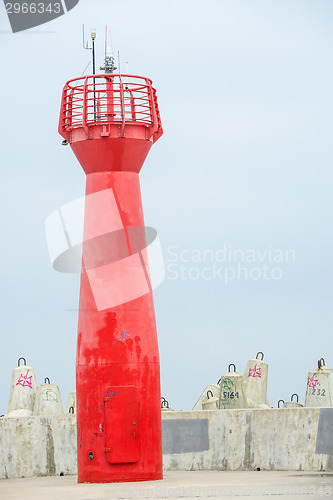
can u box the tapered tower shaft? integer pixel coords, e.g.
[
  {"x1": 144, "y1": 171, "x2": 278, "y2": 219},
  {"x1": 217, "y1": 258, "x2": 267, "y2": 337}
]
[{"x1": 59, "y1": 73, "x2": 163, "y2": 483}]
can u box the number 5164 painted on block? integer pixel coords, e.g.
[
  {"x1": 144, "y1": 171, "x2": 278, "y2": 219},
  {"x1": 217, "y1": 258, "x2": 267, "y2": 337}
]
[{"x1": 222, "y1": 391, "x2": 240, "y2": 399}]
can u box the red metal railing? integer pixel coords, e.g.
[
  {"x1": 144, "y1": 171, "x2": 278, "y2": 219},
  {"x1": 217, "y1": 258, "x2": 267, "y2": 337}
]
[{"x1": 59, "y1": 74, "x2": 163, "y2": 143}]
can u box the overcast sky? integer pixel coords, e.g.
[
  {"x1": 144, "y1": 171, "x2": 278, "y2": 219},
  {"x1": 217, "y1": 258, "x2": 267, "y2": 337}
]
[{"x1": 0, "y1": 0, "x2": 333, "y2": 413}]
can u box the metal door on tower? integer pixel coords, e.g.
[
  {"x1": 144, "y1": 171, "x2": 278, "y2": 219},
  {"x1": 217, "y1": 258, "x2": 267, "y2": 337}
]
[{"x1": 104, "y1": 386, "x2": 140, "y2": 464}]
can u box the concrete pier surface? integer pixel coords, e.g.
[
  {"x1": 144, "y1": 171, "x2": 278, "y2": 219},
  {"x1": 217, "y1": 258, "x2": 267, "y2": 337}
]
[{"x1": 1, "y1": 471, "x2": 333, "y2": 500}]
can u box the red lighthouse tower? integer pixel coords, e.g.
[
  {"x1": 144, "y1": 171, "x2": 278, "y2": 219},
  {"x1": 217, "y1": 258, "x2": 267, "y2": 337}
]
[{"x1": 58, "y1": 47, "x2": 163, "y2": 483}]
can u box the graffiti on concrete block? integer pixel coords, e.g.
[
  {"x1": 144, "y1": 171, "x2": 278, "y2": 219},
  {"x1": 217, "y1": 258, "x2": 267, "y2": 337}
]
[
  {"x1": 307, "y1": 374, "x2": 321, "y2": 389},
  {"x1": 16, "y1": 370, "x2": 33, "y2": 389},
  {"x1": 42, "y1": 389, "x2": 58, "y2": 402},
  {"x1": 248, "y1": 363, "x2": 262, "y2": 378}
]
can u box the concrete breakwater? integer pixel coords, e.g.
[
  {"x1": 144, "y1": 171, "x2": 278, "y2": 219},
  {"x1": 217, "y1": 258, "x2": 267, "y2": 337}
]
[{"x1": 1, "y1": 408, "x2": 333, "y2": 479}]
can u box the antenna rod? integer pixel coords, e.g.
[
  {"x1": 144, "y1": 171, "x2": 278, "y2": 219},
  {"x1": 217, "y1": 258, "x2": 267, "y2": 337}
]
[
  {"x1": 92, "y1": 41, "x2": 96, "y2": 74},
  {"x1": 91, "y1": 29, "x2": 96, "y2": 75},
  {"x1": 91, "y1": 29, "x2": 97, "y2": 120},
  {"x1": 105, "y1": 26, "x2": 107, "y2": 74}
]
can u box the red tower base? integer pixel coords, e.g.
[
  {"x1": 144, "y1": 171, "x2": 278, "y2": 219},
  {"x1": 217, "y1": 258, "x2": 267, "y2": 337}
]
[{"x1": 76, "y1": 172, "x2": 163, "y2": 483}]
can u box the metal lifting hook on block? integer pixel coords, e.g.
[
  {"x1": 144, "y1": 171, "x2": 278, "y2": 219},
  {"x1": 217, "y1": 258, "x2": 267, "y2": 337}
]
[
  {"x1": 206, "y1": 390, "x2": 214, "y2": 400},
  {"x1": 17, "y1": 357, "x2": 26, "y2": 367},
  {"x1": 318, "y1": 358, "x2": 325, "y2": 369}
]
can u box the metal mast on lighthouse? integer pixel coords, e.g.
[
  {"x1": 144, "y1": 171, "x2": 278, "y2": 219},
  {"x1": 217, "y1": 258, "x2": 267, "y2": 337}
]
[{"x1": 58, "y1": 28, "x2": 163, "y2": 483}]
